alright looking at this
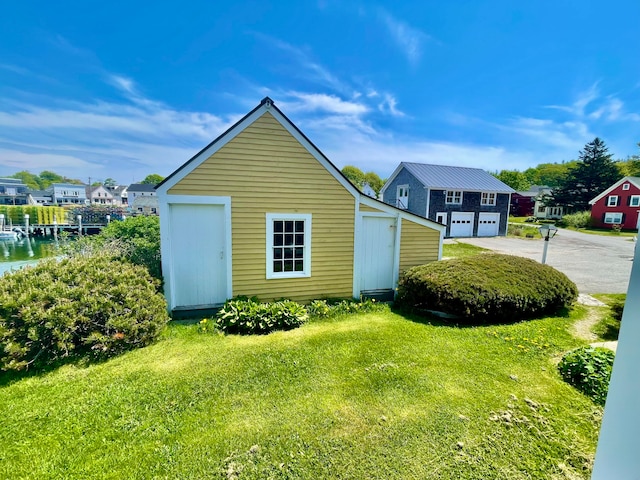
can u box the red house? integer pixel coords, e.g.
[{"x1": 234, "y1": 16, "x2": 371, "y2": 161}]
[{"x1": 589, "y1": 176, "x2": 640, "y2": 230}]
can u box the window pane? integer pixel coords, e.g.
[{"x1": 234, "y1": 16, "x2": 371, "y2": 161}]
[
  {"x1": 274, "y1": 221, "x2": 283, "y2": 233},
  {"x1": 284, "y1": 247, "x2": 294, "y2": 259},
  {"x1": 285, "y1": 221, "x2": 294, "y2": 233},
  {"x1": 295, "y1": 234, "x2": 304, "y2": 245},
  {"x1": 273, "y1": 261, "x2": 283, "y2": 272},
  {"x1": 284, "y1": 260, "x2": 294, "y2": 271},
  {"x1": 285, "y1": 234, "x2": 294, "y2": 245},
  {"x1": 274, "y1": 248, "x2": 283, "y2": 260},
  {"x1": 295, "y1": 221, "x2": 304, "y2": 232},
  {"x1": 294, "y1": 260, "x2": 303, "y2": 271},
  {"x1": 274, "y1": 234, "x2": 283, "y2": 246},
  {"x1": 295, "y1": 247, "x2": 304, "y2": 258}
]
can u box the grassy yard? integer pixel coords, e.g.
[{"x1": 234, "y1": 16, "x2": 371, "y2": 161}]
[
  {"x1": 0, "y1": 307, "x2": 603, "y2": 479},
  {"x1": 442, "y1": 241, "x2": 488, "y2": 258},
  {"x1": 563, "y1": 226, "x2": 637, "y2": 238}
]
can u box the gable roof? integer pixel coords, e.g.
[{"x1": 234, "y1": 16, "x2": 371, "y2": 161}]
[
  {"x1": 382, "y1": 162, "x2": 515, "y2": 194},
  {"x1": 589, "y1": 176, "x2": 640, "y2": 205},
  {"x1": 128, "y1": 183, "x2": 156, "y2": 193},
  {"x1": 514, "y1": 185, "x2": 552, "y2": 198},
  {"x1": 157, "y1": 97, "x2": 444, "y2": 232}
]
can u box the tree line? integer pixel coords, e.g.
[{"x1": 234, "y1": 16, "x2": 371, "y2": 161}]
[
  {"x1": 493, "y1": 138, "x2": 640, "y2": 212},
  {"x1": 6, "y1": 171, "x2": 165, "y2": 190}
]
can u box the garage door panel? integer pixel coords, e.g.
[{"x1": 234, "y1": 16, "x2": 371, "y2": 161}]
[
  {"x1": 478, "y1": 213, "x2": 500, "y2": 237},
  {"x1": 450, "y1": 212, "x2": 474, "y2": 237}
]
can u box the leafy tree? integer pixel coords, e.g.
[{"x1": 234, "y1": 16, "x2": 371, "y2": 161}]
[
  {"x1": 524, "y1": 161, "x2": 577, "y2": 188},
  {"x1": 9, "y1": 171, "x2": 41, "y2": 190},
  {"x1": 140, "y1": 174, "x2": 164, "y2": 185},
  {"x1": 341, "y1": 166, "x2": 365, "y2": 188},
  {"x1": 103, "y1": 177, "x2": 117, "y2": 187},
  {"x1": 550, "y1": 138, "x2": 621, "y2": 211},
  {"x1": 342, "y1": 166, "x2": 384, "y2": 195},
  {"x1": 492, "y1": 170, "x2": 530, "y2": 191},
  {"x1": 616, "y1": 142, "x2": 640, "y2": 177},
  {"x1": 363, "y1": 171, "x2": 384, "y2": 195}
]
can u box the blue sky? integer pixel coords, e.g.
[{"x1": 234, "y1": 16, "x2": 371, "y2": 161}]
[{"x1": 0, "y1": 1, "x2": 638, "y2": 184}]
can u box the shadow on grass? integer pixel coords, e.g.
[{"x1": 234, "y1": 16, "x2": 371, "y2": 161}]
[{"x1": 392, "y1": 304, "x2": 574, "y2": 329}]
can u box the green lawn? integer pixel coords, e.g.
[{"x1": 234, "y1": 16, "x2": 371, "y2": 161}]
[
  {"x1": 0, "y1": 308, "x2": 602, "y2": 479},
  {"x1": 564, "y1": 226, "x2": 637, "y2": 238},
  {"x1": 442, "y1": 241, "x2": 488, "y2": 258}
]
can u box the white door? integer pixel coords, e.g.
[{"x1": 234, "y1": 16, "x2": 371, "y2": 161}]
[
  {"x1": 397, "y1": 185, "x2": 409, "y2": 209},
  {"x1": 169, "y1": 204, "x2": 228, "y2": 308},
  {"x1": 477, "y1": 213, "x2": 500, "y2": 237},
  {"x1": 449, "y1": 212, "x2": 474, "y2": 237},
  {"x1": 360, "y1": 216, "x2": 396, "y2": 292}
]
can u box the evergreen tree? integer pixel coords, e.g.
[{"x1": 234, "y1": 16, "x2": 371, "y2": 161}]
[{"x1": 550, "y1": 138, "x2": 621, "y2": 211}]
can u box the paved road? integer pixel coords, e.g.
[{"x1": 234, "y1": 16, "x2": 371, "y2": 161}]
[{"x1": 453, "y1": 229, "x2": 636, "y2": 294}]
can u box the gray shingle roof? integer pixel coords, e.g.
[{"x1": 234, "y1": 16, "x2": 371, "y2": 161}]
[
  {"x1": 402, "y1": 163, "x2": 515, "y2": 193},
  {"x1": 128, "y1": 183, "x2": 156, "y2": 192}
]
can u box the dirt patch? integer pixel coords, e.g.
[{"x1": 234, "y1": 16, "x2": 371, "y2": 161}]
[{"x1": 572, "y1": 306, "x2": 605, "y2": 342}]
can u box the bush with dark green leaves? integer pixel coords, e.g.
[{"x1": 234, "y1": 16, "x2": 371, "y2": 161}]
[
  {"x1": 0, "y1": 254, "x2": 169, "y2": 372},
  {"x1": 558, "y1": 346, "x2": 615, "y2": 405},
  {"x1": 397, "y1": 254, "x2": 578, "y2": 323},
  {"x1": 215, "y1": 297, "x2": 308, "y2": 335},
  {"x1": 100, "y1": 215, "x2": 161, "y2": 279}
]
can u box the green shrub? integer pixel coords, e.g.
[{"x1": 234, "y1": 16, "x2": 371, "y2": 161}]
[
  {"x1": 558, "y1": 347, "x2": 615, "y2": 405},
  {"x1": 214, "y1": 297, "x2": 308, "y2": 335},
  {"x1": 396, "y1": 254, "x2": 578, "y2": 323},
  {"x1": 0, "y1": 254, "x2": 169, "y2": 372},
  {"x1": 610, "y1": 300, "x2": 625, "y2": 321},
  {"x1": 97, "y1": 216, "x2": 161, "y2": 279},
  {"x1": 558, "y1": 211, "x2": 592, "y2": 229}
]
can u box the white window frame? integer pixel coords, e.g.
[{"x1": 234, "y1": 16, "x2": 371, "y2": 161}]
[
  {"x1": 396, "y1": 185, "x2": 409, "y2": 210},
  {"x1": 623, "y1": 183, "x2": 630, "y2": 190},
  {"x1": 266, "y1": 213, "x2": 312, "y2": 279},
  {"x1": 481, "y1": 192, "x2": 496, "y2": 206},
  {"x1": 445, "y1": 190, "x2": 463, "y2": 205},
  {"x1": 436, "y1": 212, "x2": 447, "y2": 225},
  {"x1": 607, "y1": 195, "x2": 619, "y2": 207},
  {"x1": 604, "y1": 212, "x2": 623, "y2": 224},
  {"x1": 630, "y1": 195, "x2": 640, "y2": 207}
]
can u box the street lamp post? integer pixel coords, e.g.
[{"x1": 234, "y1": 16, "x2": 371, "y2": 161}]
[{"x1": 538, "y1": 224, "x2": 558, "y2": 264}]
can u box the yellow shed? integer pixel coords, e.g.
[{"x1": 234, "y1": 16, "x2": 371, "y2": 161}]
[{"x1": 157, "y1": 98, "x2": 444, "y2": 313}]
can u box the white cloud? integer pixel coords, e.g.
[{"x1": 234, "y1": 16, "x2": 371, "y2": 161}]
[
  {"x1": 378, "y1": 93, "x2": 405, "y2": 117},
  {"x1": 279, "y1": 92, "x2": 369, "y2": 115},
  {"x1": 378, "y1": 9, "x2": 430, "y2": 65},
  {"x1": 0, "y1": 149, "x2": 95, "y2": 171}
]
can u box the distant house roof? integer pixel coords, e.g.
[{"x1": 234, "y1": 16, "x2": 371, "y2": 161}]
[
  {"x1": 49, "y1": 183, "x2": 86, "y2": 189},
  {"x1": 589, "y1": 176, "x2": 640, "y2": 205},
  {"x1": 27, "y1": 190, "x2": 51, "y2": 197},
  {"x1": 383, "y1": 162, "x2": 515, "y2": 194},
  {"x1": 515, "y1": 185, "x2": 552, "y2": 198},
  {"x1": 128, "y1": 183, "x2": 156, "y2": 193},
  {"x1": 0, "y1": 178, "x2": 25, "y2": 186},
  {"x1": 109, "y1": 185, "x2": 128, "y2": 195}
]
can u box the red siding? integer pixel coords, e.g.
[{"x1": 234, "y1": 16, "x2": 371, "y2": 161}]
[
  {"x1": 591, "y1": 181, "x2": 640, "y2": 230},
  {"x1": 510, "y1": 193, "x2": 535, "y2": 216}
]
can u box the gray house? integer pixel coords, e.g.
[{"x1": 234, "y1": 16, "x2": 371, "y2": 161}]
[{"x1": 381, "y1": 163, "x2": 514, "y2": 237}]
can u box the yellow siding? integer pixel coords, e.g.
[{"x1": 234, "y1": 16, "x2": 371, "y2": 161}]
[
  {"x1": 168, "y1": 112, "x2": 356, "y2": 302},
  {"x1": 399, "y1": 218, "x2": 440, "y2": 273},
  {"x1": 359, "y1": 203, "x2": 386, "y2": 213}
]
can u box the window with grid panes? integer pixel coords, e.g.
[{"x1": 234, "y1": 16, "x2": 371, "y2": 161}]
[{"x1": 266, "y1": 214, "x2": 311, "y2": 278}]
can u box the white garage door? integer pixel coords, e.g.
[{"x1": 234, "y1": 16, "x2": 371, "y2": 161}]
[
  {"x1": 478, "y1": 213, "x2": 500, "y2": 237},
  {"x1": 450, "y1": 212, "x2": 474, "y2": 237}
]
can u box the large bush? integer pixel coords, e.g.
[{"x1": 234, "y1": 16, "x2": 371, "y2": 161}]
[
  {"x1": 558, "y1": 346, "x2": 615, "y2": 405},
  {"x1": 99, "y1": 216, "x2": 161, "y2": 278},
  {"x1": 0, "y1": 254, "x2": 169, "y2": 371},
  {"x1": 397, "y1": 254, "x2": 578, "y2": 323},
  {"x1": 214, "y1": 297, "x2": 308, "y2": 335},
  {"x1": 558, "y1": 211, "x2": 592, "y2": 229}
]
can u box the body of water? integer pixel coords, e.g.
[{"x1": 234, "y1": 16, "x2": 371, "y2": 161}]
[{"x1": 0, "y1": 236, "x2": 61, "y2": 276}]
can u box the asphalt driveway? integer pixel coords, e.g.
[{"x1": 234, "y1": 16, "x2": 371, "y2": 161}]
[{"x1": 453, "y1": 228, "x2": 636, "y2": 294}]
